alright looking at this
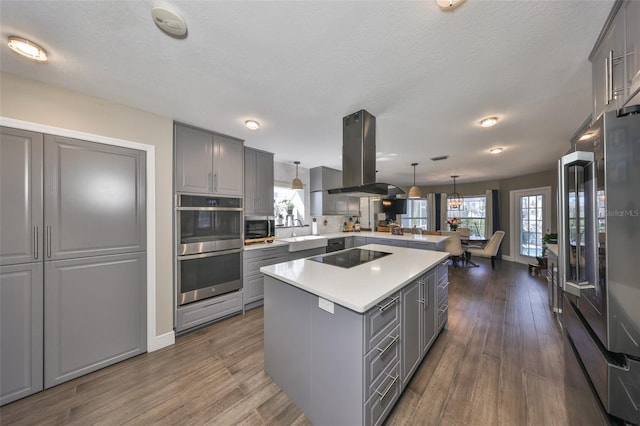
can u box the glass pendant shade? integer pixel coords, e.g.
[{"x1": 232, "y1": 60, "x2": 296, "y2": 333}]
[
  {"x1": 291, "y1": 161, "x2": 303, "y2": 190},
  {"x1": 408, "y1": 163, "x2": 421, "y2": 198},
  {"x1": 448, "y1": 175, "x2": 462, "y2": 209}
]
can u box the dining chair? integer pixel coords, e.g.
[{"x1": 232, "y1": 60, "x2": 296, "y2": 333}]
[
  {"x1": 466, "y1": 230, "x2": 506, "y2": 269},
  {"x1": 440, "y1": 231, "x2": 465, "y2": 266},
  {"x1": 457, "y1": 227, "x2": 471, "y2": 238}
]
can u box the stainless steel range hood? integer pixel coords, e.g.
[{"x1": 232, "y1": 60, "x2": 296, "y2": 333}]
[{"x1": 328, "y1": 110, "x2": 405, "y2": 197}]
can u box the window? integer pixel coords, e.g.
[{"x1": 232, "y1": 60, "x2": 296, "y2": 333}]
[
  {"x1": 400, "y1": 199, "x2": 429, "y2": 230},
  {"x1": 447, "y1": 196, "x2": 486, "y2": 237},
  {"x1": 274, "y1": 186, "x2": 305, "y2": 226},
  {"x1": 519, "y1": 194, "x2": 543, "y2": 257}
]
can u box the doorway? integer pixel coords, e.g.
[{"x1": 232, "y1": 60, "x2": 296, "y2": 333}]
[{"x1": 510, "y1": 187, "x2": 551, "y2": 265}]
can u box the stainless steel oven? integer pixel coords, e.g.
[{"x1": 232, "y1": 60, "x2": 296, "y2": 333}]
[
  {"x1": 176, "y1": 194, "x2": 243, "y2": 305},
  {"x1": 177, "y1": 194, "x2": 243, "y2": 255}
]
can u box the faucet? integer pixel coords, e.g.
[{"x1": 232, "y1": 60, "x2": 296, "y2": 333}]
[{"x1": 292, "y1": 219, "x2": 304, "y2": 237}]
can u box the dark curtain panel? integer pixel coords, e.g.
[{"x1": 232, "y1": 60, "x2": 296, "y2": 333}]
[{"x1": 435, "y1": 193, "x2": 442, "y2": 231}]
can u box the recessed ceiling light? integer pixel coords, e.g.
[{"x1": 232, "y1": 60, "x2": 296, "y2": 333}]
[
  {"x1": 7, "y1": 36, "x2": 48, "y2": 62},
  {"x1": 489, "y1": 147, "x2": 504, "y2": 154},
  {"x1": 436, "y1": 0, "x2": 465, "y2": 9},
  {"x1": 480, "y1": 116, "x2": 498, "y2": 128},
  {"x1": 245, "y1": 120, "x2": 260, "y2": 130}
]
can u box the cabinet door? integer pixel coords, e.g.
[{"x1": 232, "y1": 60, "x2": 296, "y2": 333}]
[
  {"x1": 347, "y1": 197, "x2": 360, "y2": 215},
  {"x1": 44, "y1": 135, "x2": 146, "y2": 261},
  {"x1": 175, "y1": 124, "x2": 214, "y2": 193},
  {"x1": 255, "y1": 150, "x2": 274, "y2": 216},
  {"x1": 244, "y1": 148, "x2": 258, "y2": 214},
  {"x1": 0, "y1": 127, "x2": 43, "y2": 266},
  {"x1": 401, "y1": 279, "x2": 421, "y2": 386},
  {"x1": 625, "y1": 0, "x2": 640, "y2": 98},
  {"x1": 592, "y1": 11, "x2": 626, "y2": 120},
  {"x1": 213, "y1": 134, "x2": 243, "y2": 196},
  {"x1": 0, "y1": 262, "x2": 43, "y2": 405},
  {"x1": 44, "y1": 252, "x2": 146, "y2": 388},
  {"x1": 421, "y1": 271, "x2": 437, "y2": 355},
  {"x1": 244, "y1": 273, "x2": 264, "y2": 304}
]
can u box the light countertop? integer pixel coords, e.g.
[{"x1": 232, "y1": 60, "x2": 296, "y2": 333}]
[
  {"x1": 546, "y1": 244, "x2": 558, "y2": 257},
  {"x1": 244, "y1": 240, "x2": 289, "y2": 251},
  {"x1": 260, "y1": 243, "x2": 449, "y2": 313}
]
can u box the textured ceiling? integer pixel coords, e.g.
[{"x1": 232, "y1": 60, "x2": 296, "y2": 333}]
[{"x1": 0, "y1": 0, "x2": 613, "y2": 187}]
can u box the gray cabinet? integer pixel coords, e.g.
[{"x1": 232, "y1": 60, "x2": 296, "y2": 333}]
[
  {"x1": 401, "y1": 269, "x2": 436, "y2": 387},
  {"x1": 244, "y1": 147, "x2": 274, "y2": 216},
  {"x1": 174, "y1": 123, "x2": 243, "y2": 196},
  {"x1": 44, "y1": 253, "x2": 146, "y2": 388},
  {"x1": 243, "y1": 245, "x2": 288, "y2": 308},
  {"x1": 366, "y1": 237, "x2": 407, "y2": 248},
  {"x1": 44, "y1": 135, "x2": 146, "y2": 260},
  {"x1": 354, "y1": 236, "x2": 367, "y2": 247},
  {"x1": 591, "y1": 0, "x2": 640, "y2": 121},
  {"x1": 310, "y1": 166, "x2": 360, "y2": 216},
  {"x1": 176, "y1": 289, "x2": 243, "y2": 332},
  {"x1": 288, "y1": 246, "x2": 326, "y2": 261},
  {"x1": 0, "y1": 128, "x2": 43, "y2": 267},
  {"x1": 0, "y1": 262, "x2": 43, "y2": 406},
  {"x1": 436, "y1": 261, "x2": 449, "y2": 331},
  {"x1": 0, "y1": 127, "x2": 147, "y2": 405}
]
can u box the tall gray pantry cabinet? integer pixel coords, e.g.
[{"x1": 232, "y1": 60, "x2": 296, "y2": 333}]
[{"x1": 0, "y1": 127, "x2": 147, "y2": 406}]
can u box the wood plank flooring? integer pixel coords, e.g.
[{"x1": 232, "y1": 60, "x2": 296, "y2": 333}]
[{"x1": 0, "y1": 258, "x2": 610, "y2": 425}]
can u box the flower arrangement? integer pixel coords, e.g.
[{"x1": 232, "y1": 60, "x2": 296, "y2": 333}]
[{"x1": 447, "y1": 217, "x2": 462, "y2": 231}]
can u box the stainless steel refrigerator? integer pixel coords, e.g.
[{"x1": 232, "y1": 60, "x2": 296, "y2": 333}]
[{"x1": 558, "y1": 106, "x2": 640, "y2": 424}]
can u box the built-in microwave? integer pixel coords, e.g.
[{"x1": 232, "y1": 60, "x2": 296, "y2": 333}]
[{"x1": 244, "y1": 217, "x2": 275, "y2": 241}]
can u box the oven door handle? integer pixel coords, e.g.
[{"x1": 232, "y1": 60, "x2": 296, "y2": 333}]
[
  {"x1": 178, "y1": 248, "x2": 243, "y2": 260},
  {"x1": 176, "y1": 207, "x2": 243, "y2": 212}
]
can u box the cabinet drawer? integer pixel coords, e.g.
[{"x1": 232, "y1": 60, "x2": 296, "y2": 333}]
[
  {"x1": 244, "y1": 246, "x2": 288, "y2": 260},
  {"x1": 437, "y1": 262, "x2": 448, "y2": 286},
  {"x1": 364, "y1": 325, "x2": 400, "y2": 399},
  {"x1": 438, "y1": 298, "x2": 448, "y2": 330},
  {"x1": 437, "y1": 279, "x2": 449, "y2": 305},
  {"x1": 176, "y1": 290, "x2": 242, "y2": 332},
  {"x1": 365, "y1": 293, "x2": 400, "y2": 352},
  {"x1": 365, "y1": 362, "x2": 401, "y2": 426}
]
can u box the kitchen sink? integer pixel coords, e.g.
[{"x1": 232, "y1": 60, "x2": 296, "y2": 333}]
[{"x1": 280, "y1": 235, "x2": 328, "y2": 252}]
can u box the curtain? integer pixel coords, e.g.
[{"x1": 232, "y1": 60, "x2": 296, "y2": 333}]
[
  {"x1": 427, "y1": 193, "x2": 436, "y2": 231},
  {"x1": 439, "y1": 193, "x2": 448, "y2": 231},
  {"x1": 485, "y1": 189, "x2": 493, "y2": 237}
]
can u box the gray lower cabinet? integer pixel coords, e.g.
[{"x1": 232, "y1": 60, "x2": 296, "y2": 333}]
[
  {"x1": 264, "y1": 261, "x2": 446, "y2": 425},
  {"x1": 436, "y1": 261, "x2": 449, "y2": 331},
  {"x1": 366, "y1": 237, "x2": 407, "y2": 247},
  {"x1": 243, "y1": 245, "x2": 288, "y2": 308},
  {"x1": 0, "y1": 262, "x2": 43, "y2": 406},
  {"x1": 354, "y1": 236, "x2": 367, "y2": 247},
  {"x1": 44, "y1": 252, "x2": 146, "y2": 388},
  {"x1": 244, "y1": 147, "x2": 274, "y2": 217},
  {"x1": 288, "y1": 247, "x2": 326, "y2": 261},
  {"x1": 176, "y1": 290, "x2": 243, "y2": 332},
  {"x1": 174, "y1": 123, "x2": 244, "y2": 196}
]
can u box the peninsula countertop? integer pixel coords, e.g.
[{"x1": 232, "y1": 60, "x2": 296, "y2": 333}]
[
  {"x1": 320, "y1": 230, "x2": 449, "y2": 245},
  {"x1": 260, "y1": 243, "x2": 449, "y2": 313}
]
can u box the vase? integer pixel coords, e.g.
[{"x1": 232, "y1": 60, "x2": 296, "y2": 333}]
[{"x1": 450, "y1": 225, "x2": 458, "y2": 231}]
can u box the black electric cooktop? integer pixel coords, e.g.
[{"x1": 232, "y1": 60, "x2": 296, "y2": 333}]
[{"x1": 309, "y1": 248, "x2": 392, "y2": 269}]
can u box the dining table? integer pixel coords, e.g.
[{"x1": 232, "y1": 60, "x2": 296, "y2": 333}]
[{"x1": 460, "y1": 236, "x2": 489, "y2": 267}]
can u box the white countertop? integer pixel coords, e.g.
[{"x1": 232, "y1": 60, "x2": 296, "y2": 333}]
[
  {"x1": 260, "y1": 244, "x2": 449, "y2": 313},
  {"x1": 244, "y1": 240, "x2": 289, "y2": 251},
  {"x1": 546, "y1": 244, "x2": 558, "y2": 256}
]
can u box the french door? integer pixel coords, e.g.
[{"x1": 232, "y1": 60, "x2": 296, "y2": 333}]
[{"x1": 510, "y1": 187, "x2": 551, "y2": 264}]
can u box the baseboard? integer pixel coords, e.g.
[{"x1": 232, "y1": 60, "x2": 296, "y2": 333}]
[
  {"x1": 148, "y1": 330, "x2": 175, "y2": 352},
  {"x1": 502, "y1": 254, "x2": 515, "y2": 262}
]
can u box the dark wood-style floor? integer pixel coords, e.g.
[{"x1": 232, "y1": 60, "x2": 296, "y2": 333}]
[{"x1": 0, "y1": 258, "x2": 609, "y2": 425}]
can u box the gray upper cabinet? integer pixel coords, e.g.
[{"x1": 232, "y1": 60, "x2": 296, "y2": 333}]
[
  {"x1": 174, "y1": 123, "x2": 243, "y2": 196},
  {"x1": 0, "y1": 262, "x2": 43, "y2": 406},
  {"x1": 591, "y1": 0, "x2": 640, "y2": 121},
  {"x1": 44, "y1": 135, "x2": 146, "y2": 261},
  {"x1": 0, "y1": 128, "x2": 43, "y2": 267},
  {"x1": 244, "y1": 147, "x2": 274, "y2": 216},
  {"x1": 310, "y1": 166, "x2": 359, "y2": 216}
]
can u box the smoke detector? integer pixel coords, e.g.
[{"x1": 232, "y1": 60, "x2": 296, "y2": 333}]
[{"x1": 151, "y1": 2, "x2": 187, "y2": 37}]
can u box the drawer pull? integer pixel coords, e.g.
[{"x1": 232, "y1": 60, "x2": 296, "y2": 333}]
[
  {"x1": 376, "y1": 373, "x2": 399, "y2": 401},
  {"x1": 438, "y1": 281, "x2": 449, "y2": 290},
  {"x1": 262, "y1": 256, "x2": 281, "y2": 261},
  {"x1": 375, "y1": 334, "x2": 399, "y2": 356},
  {"x1": 439, "y1": 304, "x2": 449, "y2": 313},
  {"x1": 440, "y1": 260, "x2": 449, "y2": 267},
  {"x1": 376, "y1": 296, "x2": 398, "y2": 312},
  {"x1": 417, "y1": 298, "x2": 426, "y2": 305}
]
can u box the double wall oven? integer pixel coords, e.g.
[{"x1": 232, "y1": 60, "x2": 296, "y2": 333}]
[{"x1": 176, "y1": 194, "x2": 243, "y2": 306}]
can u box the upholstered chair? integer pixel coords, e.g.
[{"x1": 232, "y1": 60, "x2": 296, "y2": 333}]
[
  {"x1": 466, "y1": 230, "x2": 506, "y2": 269},
  {"x1": 440, "y1": 231, "x2": 465, "y2": 266}
]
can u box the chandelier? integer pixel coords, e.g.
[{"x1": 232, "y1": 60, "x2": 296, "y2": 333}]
[{"x1": 448, "y1": 175, "x2": 463, "y2": 209}]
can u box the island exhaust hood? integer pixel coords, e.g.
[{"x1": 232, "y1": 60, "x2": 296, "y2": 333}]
[{"x1": 328, "y1": 110, "x2": 405, "y2": 197}]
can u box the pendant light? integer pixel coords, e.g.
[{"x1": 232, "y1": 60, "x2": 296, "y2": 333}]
[
  {"x1": 408, "y1": 163, "x2": 421, "y2": 199},
  {"x1": 448, "y1": 175, "x2": 463, "y2": 209},
  {"x1": 291, "y1": 161, "x2": 303, "y2": 190}
]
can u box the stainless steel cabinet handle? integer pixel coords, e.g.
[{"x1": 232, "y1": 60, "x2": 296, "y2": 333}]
[
  {"x1": 208, "y1": 172, "x2": 213, "y2": 191},
  {"x1": 46, "y1": 226, "x2": 52, "y2": 258},
  {"x1": 608, "y1": 50, "x2": 614, "y2": 103},
  {"x1": 440, "y1": 260, "x2": 449, "y2": 267},
  {"x1": 33, "y1": 226, "x2": 39, "y2": 259},
  {"x1": 375, "y1": 334, "x2": 399, "y2": 356},
  {"x1": 376, "y1": 373, "x2": 399, "y2": 401},
  {"x1": 213, "y1": 173, "x2": 218, "y2": 191},
  {"x1": 439, "y1": 304, "x2": 448, "y2": 313},
  {"x1": 376, "y1": 296, "x2": 398, "y2": 312},
  {"x1": 605, "y1": 54, "x2": 610, "y2": 105},
  {"x1": 438, "y1": 281, "x2": 449, "y2": 290},
  {"x1": 417, "y1": 298, "x2": 426, "y2": 305}
]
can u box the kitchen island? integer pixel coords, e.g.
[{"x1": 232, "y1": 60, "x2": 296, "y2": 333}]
[{"x1": 260, "y1": 244, "x2": 449, "y2": 425}]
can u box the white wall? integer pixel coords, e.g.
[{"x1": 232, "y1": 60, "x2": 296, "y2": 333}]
[{"x1": 0, "y1": 72, "x2": 175, "y2": 339}]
